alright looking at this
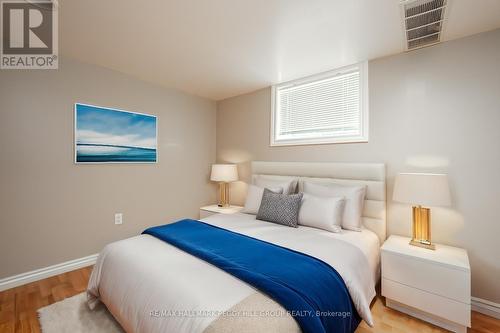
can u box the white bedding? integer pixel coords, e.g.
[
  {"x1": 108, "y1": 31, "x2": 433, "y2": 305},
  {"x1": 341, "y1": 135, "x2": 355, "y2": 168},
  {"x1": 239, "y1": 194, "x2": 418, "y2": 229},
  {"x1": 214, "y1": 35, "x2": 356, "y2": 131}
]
[{"x1": 87, "y1": 213, "x2": 380, "y2": 333}]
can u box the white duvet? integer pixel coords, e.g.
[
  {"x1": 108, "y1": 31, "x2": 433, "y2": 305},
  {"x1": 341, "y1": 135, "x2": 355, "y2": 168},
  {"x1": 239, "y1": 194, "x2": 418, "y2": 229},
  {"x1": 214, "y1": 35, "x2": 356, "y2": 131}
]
[{"x1": 87, "y1": 213, "x2": 380, "y2": 332}]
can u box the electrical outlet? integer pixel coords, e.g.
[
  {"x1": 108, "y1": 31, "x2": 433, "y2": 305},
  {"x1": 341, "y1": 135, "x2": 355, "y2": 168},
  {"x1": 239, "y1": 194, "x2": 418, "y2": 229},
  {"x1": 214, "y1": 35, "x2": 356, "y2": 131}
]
[{"x1": 114, "y1": 213, "x2": 123, "y2": 225}]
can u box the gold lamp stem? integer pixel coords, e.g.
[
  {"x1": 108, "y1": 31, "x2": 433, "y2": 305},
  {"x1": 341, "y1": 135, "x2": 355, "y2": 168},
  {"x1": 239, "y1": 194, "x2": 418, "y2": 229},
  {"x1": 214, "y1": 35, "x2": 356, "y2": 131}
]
[
  {"x1": 410, "y1": 205, "x2": 435, "y2": 250},
  {"x1": 218, "y1": 182, "x2": 230, "y2": 207}
]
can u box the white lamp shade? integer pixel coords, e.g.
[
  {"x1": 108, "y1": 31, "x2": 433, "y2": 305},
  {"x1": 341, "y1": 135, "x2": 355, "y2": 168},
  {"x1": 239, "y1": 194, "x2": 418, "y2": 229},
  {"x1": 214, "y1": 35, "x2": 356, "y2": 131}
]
[
  {"x1": 393, "y1": 173, "x2": 451, "y2": 207},
  {"x1": 210, "y1": 164, "x2": 238, "y2": 182}
]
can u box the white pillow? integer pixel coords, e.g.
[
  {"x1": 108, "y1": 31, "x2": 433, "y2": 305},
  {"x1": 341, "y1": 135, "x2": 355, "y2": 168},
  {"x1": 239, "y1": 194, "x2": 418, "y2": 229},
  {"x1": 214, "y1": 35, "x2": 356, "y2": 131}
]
[
  {"x1": 298, "y1": 193, "x2": 345, "y2": 233},
  {"x1": 254, "y1": 176, "x2": 298, "y2": 194},
  {"x1": 242, "y1": 185, "x2": 283, "y2": 215},
  {"x1": 303, "y1": 182, "x2": 366, "y2": 231}
]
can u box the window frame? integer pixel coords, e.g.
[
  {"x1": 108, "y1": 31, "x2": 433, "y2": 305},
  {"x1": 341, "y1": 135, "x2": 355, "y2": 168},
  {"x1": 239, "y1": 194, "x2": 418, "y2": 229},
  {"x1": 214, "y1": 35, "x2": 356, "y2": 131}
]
[{"x1": 270, "y1": 62, "x2": 369, "y2": 147}]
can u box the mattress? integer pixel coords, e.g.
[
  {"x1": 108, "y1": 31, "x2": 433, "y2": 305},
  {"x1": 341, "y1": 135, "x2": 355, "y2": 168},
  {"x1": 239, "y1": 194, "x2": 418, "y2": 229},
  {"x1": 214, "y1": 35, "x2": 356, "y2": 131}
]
[{"x1": 87, "y1": 212, "x2": 380, "y2": 332}]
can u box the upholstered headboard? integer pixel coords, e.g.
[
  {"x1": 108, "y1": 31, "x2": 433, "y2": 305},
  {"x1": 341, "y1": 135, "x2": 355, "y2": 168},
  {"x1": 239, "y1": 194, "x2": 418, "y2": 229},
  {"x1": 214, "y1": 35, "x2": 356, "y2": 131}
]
[{"x1": 251, "y1": 161, "x2": 387, "y2": 243}]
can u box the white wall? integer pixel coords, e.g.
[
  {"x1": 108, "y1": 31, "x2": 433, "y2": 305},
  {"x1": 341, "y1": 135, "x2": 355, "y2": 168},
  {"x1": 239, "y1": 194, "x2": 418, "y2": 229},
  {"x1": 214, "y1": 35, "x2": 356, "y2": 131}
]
[
  {"x1": 216, "y1": 29, "x2": 500, "y2": 303},
  {"x1": 0, "y1": 57, "x2": 217, "y2": 278}
]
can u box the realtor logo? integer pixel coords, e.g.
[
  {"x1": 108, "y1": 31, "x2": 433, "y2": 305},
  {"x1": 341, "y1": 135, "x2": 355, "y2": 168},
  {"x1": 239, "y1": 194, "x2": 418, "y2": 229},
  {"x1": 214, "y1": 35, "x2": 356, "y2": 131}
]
[{"x1": 1, "y1": 0, "x2": 58, "y2": 69}]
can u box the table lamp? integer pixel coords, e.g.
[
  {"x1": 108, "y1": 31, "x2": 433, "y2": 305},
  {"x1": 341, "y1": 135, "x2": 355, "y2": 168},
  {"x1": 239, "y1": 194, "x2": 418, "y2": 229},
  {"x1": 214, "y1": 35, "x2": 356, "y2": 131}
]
[
  {"x1": 210, "y1": 164, "x2": 238, "y2": 207},
  {"x1": 393, "y1": 173, "x2": 451, "y2": 250}
]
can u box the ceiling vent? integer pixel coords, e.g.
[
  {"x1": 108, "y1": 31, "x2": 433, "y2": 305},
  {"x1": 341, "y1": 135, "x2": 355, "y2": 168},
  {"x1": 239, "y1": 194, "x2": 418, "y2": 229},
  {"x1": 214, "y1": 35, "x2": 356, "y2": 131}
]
[{"x1": 401, "y1": 0, "x2": 447, "y2": 50}]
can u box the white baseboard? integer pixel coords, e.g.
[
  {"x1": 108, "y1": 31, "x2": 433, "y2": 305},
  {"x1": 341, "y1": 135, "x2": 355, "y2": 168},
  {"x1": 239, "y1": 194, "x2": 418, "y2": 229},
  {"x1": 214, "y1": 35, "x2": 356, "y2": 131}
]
[
  {"x1": 472, "y1": 297, "x2": 500, "y2": 320},
  {"x1": 0, "y1": 254, "x2": 98, "y2": 292}
]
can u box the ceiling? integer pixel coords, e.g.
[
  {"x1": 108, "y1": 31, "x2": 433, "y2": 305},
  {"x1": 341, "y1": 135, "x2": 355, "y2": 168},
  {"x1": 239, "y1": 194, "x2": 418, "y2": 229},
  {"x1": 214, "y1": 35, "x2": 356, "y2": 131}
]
[{"x1": 59, "y1": 0, "x2": 500, "y2": 100}]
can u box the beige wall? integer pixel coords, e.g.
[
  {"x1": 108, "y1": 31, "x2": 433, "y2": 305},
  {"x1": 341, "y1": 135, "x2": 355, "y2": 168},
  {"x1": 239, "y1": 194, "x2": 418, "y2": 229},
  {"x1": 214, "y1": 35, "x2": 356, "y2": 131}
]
[
  {"x1": 0, "y1": 57, "x2": 217, "y2": 278},
  {"x1": 217, "y1": 29, "x2": 500, "y2": 303}
]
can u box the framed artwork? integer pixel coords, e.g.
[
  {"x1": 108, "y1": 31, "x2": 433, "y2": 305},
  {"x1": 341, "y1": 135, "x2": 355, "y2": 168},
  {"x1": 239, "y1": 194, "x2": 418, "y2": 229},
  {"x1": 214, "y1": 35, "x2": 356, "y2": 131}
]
[{"x1": 74, "y1": 103, "x2": 157, "y2": 163}]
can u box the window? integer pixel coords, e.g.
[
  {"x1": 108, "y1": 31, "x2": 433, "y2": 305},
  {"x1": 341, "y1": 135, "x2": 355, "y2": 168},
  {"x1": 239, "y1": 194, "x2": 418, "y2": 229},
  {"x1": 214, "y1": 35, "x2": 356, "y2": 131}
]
[{"x1": 271, "y1": 62, "x2": 368, "y2": 146}]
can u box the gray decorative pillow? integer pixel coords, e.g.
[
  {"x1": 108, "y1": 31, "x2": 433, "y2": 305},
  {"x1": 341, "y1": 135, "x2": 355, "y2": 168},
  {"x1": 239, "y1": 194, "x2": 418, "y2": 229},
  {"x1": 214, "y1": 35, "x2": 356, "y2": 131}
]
[{"x1": 256, "y1": 189, "x2": 303, "y2": 228}]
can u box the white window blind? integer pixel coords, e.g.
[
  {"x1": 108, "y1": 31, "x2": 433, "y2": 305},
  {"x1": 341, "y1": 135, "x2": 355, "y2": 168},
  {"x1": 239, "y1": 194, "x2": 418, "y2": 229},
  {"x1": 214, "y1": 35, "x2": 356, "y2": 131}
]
[{"x1": 271, "y1": 62, "x2": 368, "y2": 146}]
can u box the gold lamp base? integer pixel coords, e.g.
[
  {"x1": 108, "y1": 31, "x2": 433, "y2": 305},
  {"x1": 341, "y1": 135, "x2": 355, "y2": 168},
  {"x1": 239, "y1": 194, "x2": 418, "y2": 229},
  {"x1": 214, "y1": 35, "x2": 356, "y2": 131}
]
[
  {"x1": 410, "y1": 205, "x2": 435, "y2": 250},
  {"x1": 217, "y1": 182, "x2": 230, "y2": 207},
  {"x1": 409, "y1": 239, "x2": 436, "y2": 250}
]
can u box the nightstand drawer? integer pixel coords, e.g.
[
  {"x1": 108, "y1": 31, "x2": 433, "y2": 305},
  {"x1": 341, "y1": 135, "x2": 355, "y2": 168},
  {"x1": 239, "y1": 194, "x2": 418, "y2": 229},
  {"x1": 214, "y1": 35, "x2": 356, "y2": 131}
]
[
  {"x1": 382, "y1": 251, "x2": 470, "y2": 303},
  {"x1": 382, "y1": 278, "x2": 471, "y2": 326}
]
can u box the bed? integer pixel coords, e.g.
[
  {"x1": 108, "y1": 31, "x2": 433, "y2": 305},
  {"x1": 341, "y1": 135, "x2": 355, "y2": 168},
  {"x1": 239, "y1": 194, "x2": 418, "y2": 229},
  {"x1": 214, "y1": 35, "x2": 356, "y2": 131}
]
[{"x1": 87, "y1": 161, "x2": 386, "y2": 333}]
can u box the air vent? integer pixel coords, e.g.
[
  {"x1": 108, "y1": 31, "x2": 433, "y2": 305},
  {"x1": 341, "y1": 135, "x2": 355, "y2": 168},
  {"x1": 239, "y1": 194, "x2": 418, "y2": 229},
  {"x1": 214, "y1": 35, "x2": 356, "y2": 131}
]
[{"x1": 401, "y1": 0, "x2": 447, "y2": 50}]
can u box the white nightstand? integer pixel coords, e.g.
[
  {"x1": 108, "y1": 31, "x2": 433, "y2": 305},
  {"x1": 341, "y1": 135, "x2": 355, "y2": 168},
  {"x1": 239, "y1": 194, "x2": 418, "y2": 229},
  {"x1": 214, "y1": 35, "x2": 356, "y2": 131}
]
[
  {"x1": 199, "y1": 205, "x2": 244, "y2": 219},
  {"x1": 381, "y1": 235, "x2": 470, "y2": 333}
]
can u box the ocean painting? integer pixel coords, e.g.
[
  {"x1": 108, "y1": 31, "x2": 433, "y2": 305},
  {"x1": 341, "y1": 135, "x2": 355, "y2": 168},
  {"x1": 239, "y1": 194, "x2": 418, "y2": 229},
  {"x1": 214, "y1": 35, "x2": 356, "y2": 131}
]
[{"x1": 75, "y1": 104, "x2": 157, "y2": 163}]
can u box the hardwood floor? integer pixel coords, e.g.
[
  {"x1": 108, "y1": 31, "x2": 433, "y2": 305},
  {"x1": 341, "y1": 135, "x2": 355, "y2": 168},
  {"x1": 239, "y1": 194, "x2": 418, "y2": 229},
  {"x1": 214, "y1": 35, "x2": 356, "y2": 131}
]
[
  {"x1": 0, "y1": 266, "x2": 498, "y2": 333},
  {"x1": 0, "y1": 267, "x2": 92, "y2": 333},
  {"x1": 357, "y1": 295, "x2": 500, "y2": 333}
]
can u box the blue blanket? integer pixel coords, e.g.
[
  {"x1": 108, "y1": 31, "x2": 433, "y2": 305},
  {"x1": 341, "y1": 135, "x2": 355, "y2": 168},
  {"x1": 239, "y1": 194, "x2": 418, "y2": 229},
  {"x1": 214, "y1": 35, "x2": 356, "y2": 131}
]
[{"x1": 143, "y1": 219, "x2": 360, "y2": 333}]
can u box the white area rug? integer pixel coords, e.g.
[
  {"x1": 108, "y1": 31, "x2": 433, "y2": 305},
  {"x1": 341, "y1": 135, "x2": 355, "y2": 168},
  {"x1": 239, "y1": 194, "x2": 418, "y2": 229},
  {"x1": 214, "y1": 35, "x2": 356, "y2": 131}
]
[{"x1": 38, "y1": 293, "x2": 124, "y2": 333}]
